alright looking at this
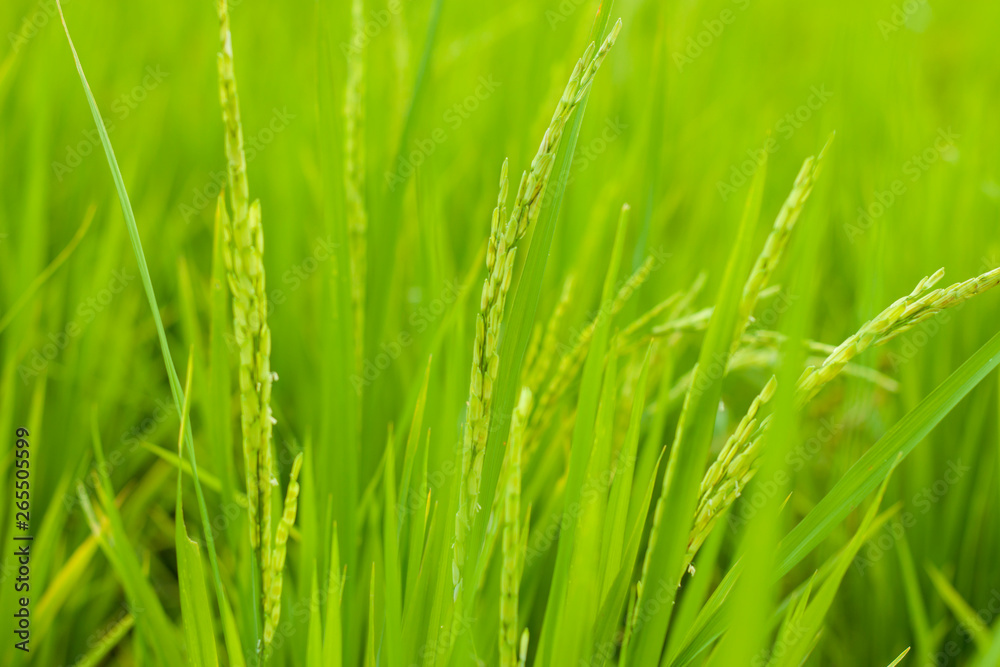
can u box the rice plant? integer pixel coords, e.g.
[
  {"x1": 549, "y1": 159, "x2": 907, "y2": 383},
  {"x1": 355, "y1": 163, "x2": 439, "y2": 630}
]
[{"x1": 3, "y1": 0, "x2": 1000, "y2": 666}]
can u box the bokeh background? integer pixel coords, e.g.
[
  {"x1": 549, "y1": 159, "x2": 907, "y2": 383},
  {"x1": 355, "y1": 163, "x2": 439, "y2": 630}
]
[{"x1": 1, "y1": 0, "x2": 999, "y2": 664}]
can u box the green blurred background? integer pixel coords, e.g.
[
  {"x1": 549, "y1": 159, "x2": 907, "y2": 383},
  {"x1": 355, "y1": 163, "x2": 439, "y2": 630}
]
[{"x1": 2, "y1": 0, "x2": 999, "y2": 664}]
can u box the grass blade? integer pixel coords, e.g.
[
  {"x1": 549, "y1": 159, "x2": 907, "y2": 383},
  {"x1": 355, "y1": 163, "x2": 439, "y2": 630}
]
[
  {"x1": 465, "y1": 12, "x2": 623, "y2": 617},
  {"x1": 0, "y1": 203, "x2": 94, "y2": 335},
  {"x1": 770, "y1": 458, "x2": 898, "y2": 667},
  {"x1": 175, "y1": 354, "x2": 221, "y2": 667},
  {"x1": 626, "y1": 148, "x2": 767, "y2": 666},
  {"x1": 383, "y1": 430, "x2": 404, "y2": 667},
  {"x1": 543, "y1": 204, "x2": 629, "y2": 667},
  {"x1": 55, "y1": 0, "x2": 227, "y2": 629},
  {"x1": 926, "y1": 564, "x2": 991, "y2": 651},
  {"x1": 323, "y1": 525, "x2": 344, "y2": 667},
  {"x1": 886, "y1": 647, "x2": 911, "y2": 667},
  {"x1": 776, "y1": 329, "x2": 1000, "y2": 577}
]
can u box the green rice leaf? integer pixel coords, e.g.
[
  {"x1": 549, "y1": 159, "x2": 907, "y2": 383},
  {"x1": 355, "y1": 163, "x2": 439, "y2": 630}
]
[
  {"x1": 403, "y1": 429, "x2": 431, "y2": 621},
  {"x1": 972, "y1": 623, "x2": 1000, "y2": 667},
  {"x1": 400, "y1": 357, "x2": 432, "y2": 536},
  {"x1": 383, "y1": 430, "x2": 404, "y2": 667},
  {"x1": 594, "y1": 446, "x2": 666, "y2": 667},
  {"x1": 55, "y1": 0, "x2": 227, "y2": 626},
  {"x1": 600, "y1": 345, "x2": 653, "y2": 602},
  {"x1": 776, "y1": 329, "x2": 1000, "y2": 577},
  {"x1": 317, "y1": 1, "x2": 360, "y2": 635},
  {"x1": 885, "y1": 647, "x2": 911, "y2": 667},
  {"x1": 769, "y1": 457, "x2": 898, "y2": 667},
  {"x1": 0, "y1": 204, "x2": 94, "y2": 335},
  {"x1": 307, "y1": 567, "x2": 324, "y2": 665},
  {"x1": 365, "y1": 563, "x2": 377, "y2": 667},
  {"x1": 464, "y1": 10, "x2": 620, "y2": 599},
  {"x1": 220, "y1": 590, "x2": 247, "y2": 667},
  {"x1": 896, "y1": 534, "x2": 932, "y2": 661},
  {"x1": 73, "y1": 614, "x2": 135, "y2": 667},
  {"x1": 208, "y1": 194, "x2": 237, "y2": 546},
  {"x1": 83, "y1": 414, "x2": 184, "y2": 667},
  {"x1": 626, "y1": 146, "x2": 767, "y2": 666},
  {"x1": 926, "y1": 564, "x2": 991, "y2": 651},
  {"x1": 546, "y1": 204, "x2": 629, "y2": 667},
  {"x1": 323, "y1": 525, "x2": 344, "y2": 667},
  {"x1": 175, "y1": 355, "x2": 220, "y2": 667}
]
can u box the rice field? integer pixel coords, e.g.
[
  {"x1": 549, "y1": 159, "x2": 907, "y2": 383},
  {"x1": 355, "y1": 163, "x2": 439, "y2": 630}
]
[{"x1": 1, "y1": 0, "x2": 1000, "y2": 665}]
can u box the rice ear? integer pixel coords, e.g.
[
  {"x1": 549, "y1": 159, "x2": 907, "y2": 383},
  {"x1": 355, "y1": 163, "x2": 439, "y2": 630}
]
[
  {"x1": 264, "y1": 453, "x2": 304, "y2": 644},
  {"x1": 689, "y1": 261, "x2": 1000, "y2": 569},
  {"x1": 500, "y1": 388, "x2": 532, "y2": 667},
  {"x1": 453, "y1": 22, "x2": 621, "y2": 595}
]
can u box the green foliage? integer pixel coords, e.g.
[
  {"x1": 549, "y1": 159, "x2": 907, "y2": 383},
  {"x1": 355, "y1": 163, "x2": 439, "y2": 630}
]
[{"x1": 3, "y1": 0, "x2": 1000, "y2": 665}]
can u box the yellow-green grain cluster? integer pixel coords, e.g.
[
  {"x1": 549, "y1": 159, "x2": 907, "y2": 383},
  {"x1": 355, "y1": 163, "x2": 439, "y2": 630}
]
[
  {"x1": 217, "y1": 0, "x2": 249, "y2": 224},
  {"x1": 797, "y1": 265, "x2": 1000, "y2": 401},
  {"x1": 218, "y1": 0, "x2": 273, "y2": 559},
  {"x1": 731, "y1": 143, "x2": 829, "y2": 355},
  {"x1": 218, "y1": 39, "x2": 272, "y2": 555},
  {"x1": 265, "y1": 452, "x2": 304, "y2": 644},
  {"x1": 454, "y1": 20, "x2": 622, "y2": 591},
  {"x1": 687, "y1": 264, "x2": 1000, "y2": 567},
  {"x1": 686, "y1": 376, "x2": 776, "y2": 560},
  {"x1": 523, "y1": 275, "x2": 575, "y2": 395},
  {"x1": 216, "y1": 0, "x2": 302, "y2": 647},
  {"x1": 528, "y1": 254, "x2": 656, "y2": 440},
  {"x1": 500, "y1": 388, "x2": 531, "y2": 667}
]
